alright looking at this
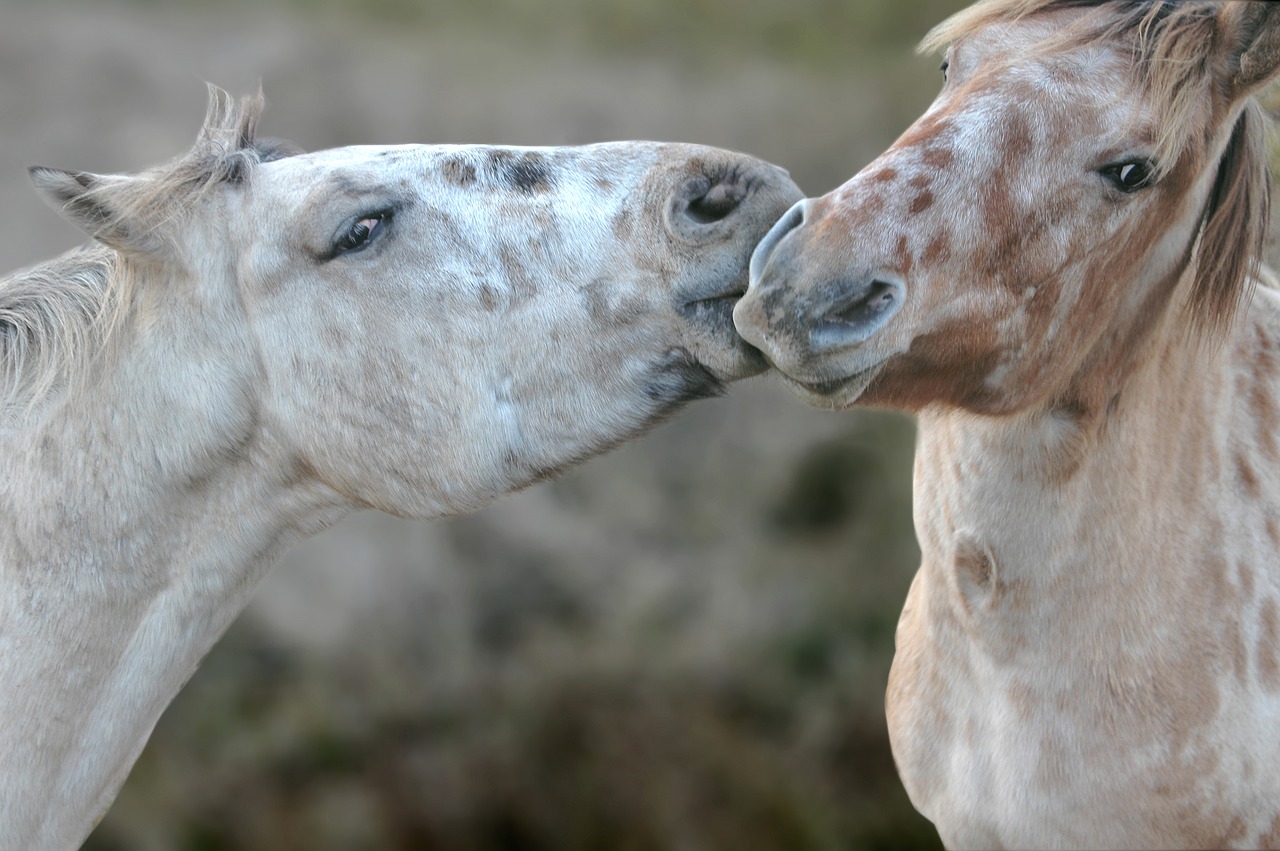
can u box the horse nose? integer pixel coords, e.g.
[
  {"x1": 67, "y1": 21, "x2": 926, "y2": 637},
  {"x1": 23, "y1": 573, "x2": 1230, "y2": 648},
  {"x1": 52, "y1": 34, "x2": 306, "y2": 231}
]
[
  {"x1": 749, "y1": 198, "x2": 807, "y2": 284},
  {"x1": 736, "y1": 196, "x2": 905, "y2": 363},
  {"x1": 807, "y1": 273, "x2": 905, "y2": 352}
]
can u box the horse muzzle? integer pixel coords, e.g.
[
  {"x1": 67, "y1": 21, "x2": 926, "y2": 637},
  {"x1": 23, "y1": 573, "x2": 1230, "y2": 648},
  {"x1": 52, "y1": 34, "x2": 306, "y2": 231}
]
[{"x1": 734, "y1": 197, "x2": 905, "y2": 384}]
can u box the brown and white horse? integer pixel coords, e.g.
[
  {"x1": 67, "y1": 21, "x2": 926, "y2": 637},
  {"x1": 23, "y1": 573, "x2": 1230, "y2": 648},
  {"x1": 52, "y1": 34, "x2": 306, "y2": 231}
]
[
  {"x1": 736, "y1": 1, "x2": 1280, "y2": 847},
  {"x1": 0, "y1": 88, "x2": 800, "y2": 850}
]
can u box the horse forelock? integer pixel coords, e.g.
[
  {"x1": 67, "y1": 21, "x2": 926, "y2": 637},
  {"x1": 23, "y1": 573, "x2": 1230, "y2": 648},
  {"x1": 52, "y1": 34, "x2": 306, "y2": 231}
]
[{"x1": 921, "y1": 0, "x2": 1273, "y2": 342}]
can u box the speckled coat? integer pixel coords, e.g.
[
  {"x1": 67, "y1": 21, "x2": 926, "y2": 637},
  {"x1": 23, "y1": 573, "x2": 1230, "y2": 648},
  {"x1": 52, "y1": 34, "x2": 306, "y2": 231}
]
[{"x1": 735, "y1": 1, "x2": 1280, "y2": 847}]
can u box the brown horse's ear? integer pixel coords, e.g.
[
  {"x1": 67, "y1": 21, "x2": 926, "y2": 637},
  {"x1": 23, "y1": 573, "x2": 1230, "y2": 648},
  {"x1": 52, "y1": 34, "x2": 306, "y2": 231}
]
[
  {"x1": 28, "y1": 167, "x2": 162, "y2": 257},
  {"x1": 1220, "y1": 0, "x2": 1280, "y2": 100}
]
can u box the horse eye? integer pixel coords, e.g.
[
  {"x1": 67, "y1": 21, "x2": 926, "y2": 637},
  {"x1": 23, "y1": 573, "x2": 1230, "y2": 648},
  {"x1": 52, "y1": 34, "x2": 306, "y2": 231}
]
[
  {"x1": 940, "y1": 60, "x2": 950, "y2": 82},
  {"x1": 1102, "y1": 160, "x2": 1155, "y2": 193},
  {"x1": 336, "y1": 213, "x2": 388, "y2": 254}
]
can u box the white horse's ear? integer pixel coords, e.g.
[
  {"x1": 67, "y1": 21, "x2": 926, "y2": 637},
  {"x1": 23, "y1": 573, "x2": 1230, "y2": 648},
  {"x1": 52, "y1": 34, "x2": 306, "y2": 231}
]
[
  {"x1": 1220, "y1": 0, "x2": 1280, "y2": 100},
  {"x1": 28, "y1": 166, "x2": 159, "y2": 256}
]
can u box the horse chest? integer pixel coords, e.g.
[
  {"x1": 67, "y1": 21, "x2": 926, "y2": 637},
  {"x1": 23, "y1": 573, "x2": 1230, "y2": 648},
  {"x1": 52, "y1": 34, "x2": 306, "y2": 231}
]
[{"x1": 889, "y1": 530, "x2": 1280, "y2": 849}]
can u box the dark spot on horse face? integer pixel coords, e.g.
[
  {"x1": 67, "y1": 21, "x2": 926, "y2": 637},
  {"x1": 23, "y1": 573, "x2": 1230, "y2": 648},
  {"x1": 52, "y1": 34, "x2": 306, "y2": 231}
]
[
  {"x1": 442, "y1": 157, "x2": 477, "y2": 188},
  {"x1": 921, "y1": 146, "x2": 956, "y2": 170},
  {"x1": 323, "y1": 324, "x2": 352, "y2": 349},
  {"x1": 1001, "y1": 113, "x2": 1034, "y2": 163},
  {"x1": 895, "y1": 115, "x2": 955, "y2": 156},
  {"x1": 923, "y1": 233, "x2": 952, "y2": 266},
  {"x1": 910, "y1": 191, "x2": 935, "y2": 215},
  {"x1": 484, "y1": 149, "x2": 516, "y2": 186},
  {"x1": 612, "y1": 208, "x2": 634, "y2": 242},
  {"x1": 255, "y1": 137, "x2": 305, "y2": 163},
  {"x1": 874, "y1": 167, "x2": 898, "y2": 183},
  {"x1": 505, "y1": 152, "x2": 554, "y2": 194},
  {"x1": 479, "y1": 283, "x2": 500, "y2": 311},
  {"x1": 327, "y1": 173, "x2": 363, "y2": 200},
  {"x1": 583, "y1": 282, "x2": 609, "y2": 323}
]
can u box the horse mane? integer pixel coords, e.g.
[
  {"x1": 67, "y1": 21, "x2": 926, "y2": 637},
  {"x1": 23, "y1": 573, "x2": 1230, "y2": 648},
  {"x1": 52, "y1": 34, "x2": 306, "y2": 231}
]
[
  {"x1": 1, "y1": 87, "x2": 291, "y2": 413},
  {"x1": 921, "y1": 0, "x2": 1273, "y2": 338}
]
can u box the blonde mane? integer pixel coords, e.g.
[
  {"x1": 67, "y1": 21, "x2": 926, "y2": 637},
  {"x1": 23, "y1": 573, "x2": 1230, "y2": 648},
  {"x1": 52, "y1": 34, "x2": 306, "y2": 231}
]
[
  {"x1": 921, "y1": 0, "x2": 1273, "y2": 337},
  {"x1": 0, "y1": 88, "x2": 286, "y2": 413}
]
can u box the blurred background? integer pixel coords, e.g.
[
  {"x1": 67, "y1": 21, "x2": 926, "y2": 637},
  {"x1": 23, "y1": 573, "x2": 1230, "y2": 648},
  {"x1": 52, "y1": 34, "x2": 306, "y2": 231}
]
[{"x1": 6, "y1": 0, "x2": 958, "y2": 848}]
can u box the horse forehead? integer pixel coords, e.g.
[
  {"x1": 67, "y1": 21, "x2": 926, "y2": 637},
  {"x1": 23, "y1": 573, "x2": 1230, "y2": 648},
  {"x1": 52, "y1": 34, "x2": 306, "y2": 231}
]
[
  {"x1": 941, "y1": 8, "x2": 1137, "y2": 118},
  {"x1": 262, "y1": 142, "x2": 659, "y2": 201},
  {"x1": 885, "y1": 45, "x2": 1135, "y2": 180}
]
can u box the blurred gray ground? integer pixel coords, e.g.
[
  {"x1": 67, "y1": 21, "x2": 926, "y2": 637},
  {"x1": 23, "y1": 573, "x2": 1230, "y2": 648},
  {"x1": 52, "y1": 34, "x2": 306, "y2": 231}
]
[{"x1": 0, "y1": 1, "x2": 967, "y2": 848}]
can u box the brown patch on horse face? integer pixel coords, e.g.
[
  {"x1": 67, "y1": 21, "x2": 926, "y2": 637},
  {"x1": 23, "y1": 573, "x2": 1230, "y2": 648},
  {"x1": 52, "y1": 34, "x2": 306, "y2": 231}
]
[
  {"x1": 873, "y1": 167, "x2": 898, "y2": 183},
  {"x1": 505, "y1": 152, "x2": 554, "y2": 194},
  {"x1": 895, "y1": 114, "x2": 956, "y2": 156},
  {"x1": 1001, "y1": 111, "x2": 1035, "y2": 163},
  {"x1": 921, "y1": 146, "x2": 955, "y2": 170},
  {"x1": 910, "y1": 191, "x2": 935, "y2": 215},
  {"x1": 441, "y1": 157, "x2": 478, "y2": 188},
  {"x1": 864, "y1": 317, "x2": 1004, "y2": 411},
  {"x1": 922, "y1": 234, "x2": 952, "y2": 266}
]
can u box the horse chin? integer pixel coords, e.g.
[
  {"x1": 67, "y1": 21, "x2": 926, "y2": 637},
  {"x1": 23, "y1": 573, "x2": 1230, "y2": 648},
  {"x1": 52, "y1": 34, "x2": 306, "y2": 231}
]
[
  {"x1": 779, "y1": 361, "x2": 884, "y2": 408},
  {"x1": 642, "y1": 347, "x2": 727, "y2": 413}
]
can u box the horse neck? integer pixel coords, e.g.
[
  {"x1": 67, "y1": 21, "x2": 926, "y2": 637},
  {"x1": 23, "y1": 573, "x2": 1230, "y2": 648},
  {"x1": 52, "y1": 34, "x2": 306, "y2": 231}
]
[
  {"x1": 0, "y1": 268, "x2": 349, "y2": 850},
  {"x1": 913, "y1": 285, "x2": 1239, "y2": 615}
]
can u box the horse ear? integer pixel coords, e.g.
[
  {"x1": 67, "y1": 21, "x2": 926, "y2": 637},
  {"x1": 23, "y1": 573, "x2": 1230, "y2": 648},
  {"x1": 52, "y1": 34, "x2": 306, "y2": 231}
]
[
  {"x1": 1220, "y1": 0, "x2": 1280, "y2": 100},
  {"x1": 28, "y1": 166, "x2": 160, "y2": 256}
]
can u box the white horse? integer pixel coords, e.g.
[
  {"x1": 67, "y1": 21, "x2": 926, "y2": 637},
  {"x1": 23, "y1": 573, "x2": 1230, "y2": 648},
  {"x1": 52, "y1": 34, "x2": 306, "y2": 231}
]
[{"x1": 0, "y1": 88, "x2": 801, "y2": 850}]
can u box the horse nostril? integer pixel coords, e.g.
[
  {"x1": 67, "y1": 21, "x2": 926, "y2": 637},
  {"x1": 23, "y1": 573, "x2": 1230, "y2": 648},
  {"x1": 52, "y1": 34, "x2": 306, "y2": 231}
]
[
  {"x1": 685, "y1": 180, "x2": 746, "y2": 224},
  {"x1": 829, "y1": 279, "x2": 898, "y2": 325},
  {"x1": 810, "y1": 275, "x2": 905, "y2": 352}
]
